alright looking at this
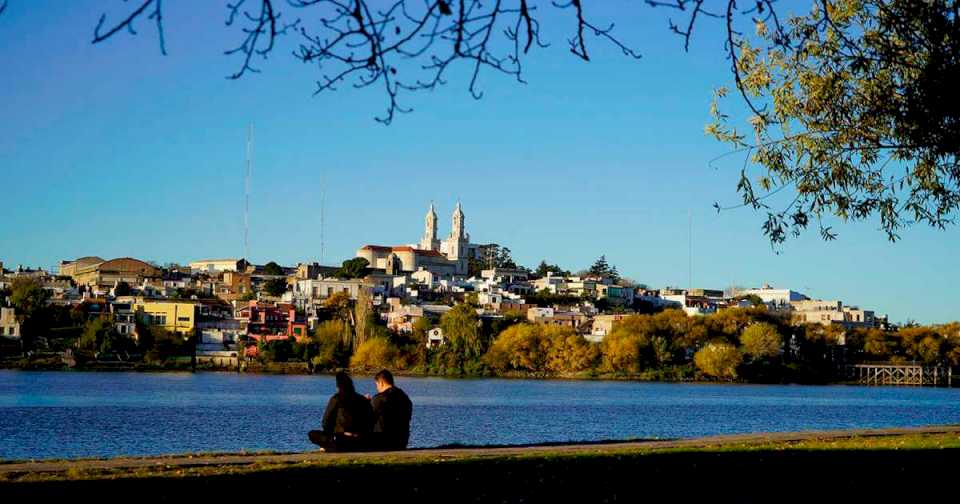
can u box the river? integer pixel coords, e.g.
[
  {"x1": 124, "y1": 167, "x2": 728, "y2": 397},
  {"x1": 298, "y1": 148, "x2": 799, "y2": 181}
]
[{"x1": 1, "y1": 370, "x2": 959, "y2": 460}]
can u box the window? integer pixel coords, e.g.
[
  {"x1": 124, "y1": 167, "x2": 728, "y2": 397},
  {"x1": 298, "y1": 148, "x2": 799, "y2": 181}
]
[{"x1": 178, "y1": 317, "x2": 190, "y2": 322}]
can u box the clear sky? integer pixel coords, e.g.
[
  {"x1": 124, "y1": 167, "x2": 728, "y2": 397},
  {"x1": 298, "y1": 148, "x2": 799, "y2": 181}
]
[{"x1": 0, "y1": 1, "x2": 956, "y2": 324}]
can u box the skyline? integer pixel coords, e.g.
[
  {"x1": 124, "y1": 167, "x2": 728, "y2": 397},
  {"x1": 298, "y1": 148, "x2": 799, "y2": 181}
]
[{"x1": 1, "y1": 1, "x2": 958, "y2": 324}]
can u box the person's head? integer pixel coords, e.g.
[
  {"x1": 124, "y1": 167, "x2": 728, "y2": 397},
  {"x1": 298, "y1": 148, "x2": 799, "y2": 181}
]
[
  {"x1": 374, "y1": 369, "x2": 394, "y2": 393},
  {"x1": 335, "y1": 371, "x2": 356, "y2": 398}
]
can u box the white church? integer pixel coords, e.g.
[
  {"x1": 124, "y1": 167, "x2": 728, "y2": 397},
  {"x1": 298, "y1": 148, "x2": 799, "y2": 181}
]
[{"x1": 356, "y1": 202, "x2": 483, "y2": 277}]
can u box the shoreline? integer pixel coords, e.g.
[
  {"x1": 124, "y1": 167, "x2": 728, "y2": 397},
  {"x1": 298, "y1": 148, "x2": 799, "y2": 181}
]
[{"x1": 0, "y1": 361, "x2": 873, "y2": 386}]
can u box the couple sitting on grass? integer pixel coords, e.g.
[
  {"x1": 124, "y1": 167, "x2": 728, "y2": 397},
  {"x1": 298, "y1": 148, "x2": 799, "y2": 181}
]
[{"x1": 308, "y1": 369, "x2": 413, "y2": 453}]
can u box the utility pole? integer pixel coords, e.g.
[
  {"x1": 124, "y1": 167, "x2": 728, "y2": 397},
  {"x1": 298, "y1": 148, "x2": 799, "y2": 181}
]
[
  {"x1": 688, "y1": 209, "x2": 693, "y2": 291},
  {"x1": 244, "y1": 124, "x2": 252, "y2": 262},
  {"x1": 320, "y1": 170, "x2": 326, "y2": 266}
]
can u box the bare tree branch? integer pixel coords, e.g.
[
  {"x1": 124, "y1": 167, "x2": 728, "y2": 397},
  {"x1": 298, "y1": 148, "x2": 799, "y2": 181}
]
[
  {"x1": 224, "y1": 0, "x2": 300, "y2": 80},
  {"x1": 93, "y1": 0, "x2": 167, "y2": 55}
]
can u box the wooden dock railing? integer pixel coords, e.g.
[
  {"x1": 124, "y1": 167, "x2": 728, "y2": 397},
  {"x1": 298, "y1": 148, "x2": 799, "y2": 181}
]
[{"x1": 848, "y1": 364, "x2": 953, "y2": 387}]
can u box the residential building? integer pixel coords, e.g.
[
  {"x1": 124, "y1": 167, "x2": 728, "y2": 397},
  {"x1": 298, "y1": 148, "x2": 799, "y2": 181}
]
[
  {"x1": 215, "y1": 270, "x2": 252, "y2": 302},
  {"x1": 0, "y1": 307, "x2": 21, "y2": 340},
  {"x1": 589, "y1": 313, "x2": 631, "y2": 342},
  {"x1": 527, "y1": 307, "x2": 590, "y2": 332},
  {"x1": 740, "y1": 284, "x2": 809, "y2": 310},
  {"x1": 109, "y1": 301, "x2": 137, "y2": 338},
  {"x1": 597, "y1": 284, "x2": 635, "y2": 306},
  {"x1": 188, "y1": 258, "x2": 245, "y2": 273},
  {"x1": 59, "y1": 256, "x2": 105, "y2": 277},
  {"x1": 791, "y1": 299, "x2": 876, "y2": 328},
  {"x1": 133, "y1": 299, "x2": 201, "y2": 337},
  {"x1": 67, "y1": 257, "x2": 162, "y2": 289},
  {"x1": 236, "y1": 301, "x2": 307, "y2": 341},
  {"x1": 481, "y1": 268, "x2": 529, "y2": 283}
]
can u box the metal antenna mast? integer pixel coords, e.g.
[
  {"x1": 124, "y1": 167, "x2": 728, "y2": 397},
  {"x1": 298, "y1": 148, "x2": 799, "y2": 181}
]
[
  {"x1": 244, "y1": 124, "x2": 253, "y2": 262},
  {"x1": 320, "y1": 170, "x2": 326, "y2": 266},
  {"x1": 688, "y1": 209, "x2": 693, "y2": 291}
]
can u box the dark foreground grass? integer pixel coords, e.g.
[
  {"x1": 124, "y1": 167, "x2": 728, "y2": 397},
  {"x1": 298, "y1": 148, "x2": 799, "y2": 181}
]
[{"x1": 3, "y1": 432, "x2": 959, "y2": 502}]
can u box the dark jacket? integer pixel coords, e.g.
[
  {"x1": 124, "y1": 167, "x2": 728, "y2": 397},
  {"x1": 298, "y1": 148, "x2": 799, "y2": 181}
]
[
  {"x1": 322, "y1": 392, "x2": 373, "y2": 436},
  {"x1": 371, "y1": 386, "x2": 413, "y2": 449}
]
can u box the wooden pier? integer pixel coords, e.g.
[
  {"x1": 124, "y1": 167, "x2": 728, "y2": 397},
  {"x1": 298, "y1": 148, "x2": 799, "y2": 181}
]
[{"x1": 848, "y1": 364, "x2": 953, "y2": 387}]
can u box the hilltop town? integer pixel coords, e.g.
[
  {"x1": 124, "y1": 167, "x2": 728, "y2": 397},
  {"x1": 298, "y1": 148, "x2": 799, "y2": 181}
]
[{"x1": 1, "y1": 203, "x2": 956, "y2": 382}]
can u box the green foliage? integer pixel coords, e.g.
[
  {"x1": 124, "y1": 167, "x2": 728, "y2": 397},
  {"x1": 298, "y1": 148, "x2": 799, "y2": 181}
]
[
  {"x1": 140, "y1": 326, "x2": 192, "y2": 363},
  {"x1": 262, "y1": 261, "x2": 285, "y2": 276},
  {"x1": 588, "y1": 255, "x2": 619, "y2": 282},
  {"x1": 694, "y1": 342, "x2": 743, "y2": 380},
  {"x1": 260, "y1": 337, "x2": 295, "y2": 363},
  {"x1": 738, "y1": 294, "x2": 765, "y2": 307},
  {"x1": 708, "y1": 0, "x2": 960, "y2": 244},
  {"x1": 432, "y1": 303, "x2": 487, "y2": 374},
  {"x1": 336, "y1": 257, "x2": 370, "y2": 279},
  {"x1": 468, "y1": 244, "x2": 518, "y2": 277},
  {"x1": 309, "y1": 319, "x2": 353, "y2": 370},
  {"x1": 79, "y1": 316, "x2": 131, "y2": 354},
  {"x1": 532, "y1": 260, "x2": 569, "y2": 278},
  {"x1": 10, "y1": 277, "x2": 47, "y2": 320},
  {"x1": 262, "y1": 278, "x2": 288, "y2": 297},
  {"x1": 113, "y1": 281, "x2": 132, "y2": 296},
  {"x1": 525, "y1": 289, "x2": 581, "y2": 307}
]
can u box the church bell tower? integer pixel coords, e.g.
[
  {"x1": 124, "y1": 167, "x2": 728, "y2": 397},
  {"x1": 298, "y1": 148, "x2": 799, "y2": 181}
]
[{"x1": 420, "y1": 203, "x2": 440, "y2": 251}]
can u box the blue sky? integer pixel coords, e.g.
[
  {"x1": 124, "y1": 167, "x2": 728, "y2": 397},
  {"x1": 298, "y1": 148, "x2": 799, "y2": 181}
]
[{"x1": 0, "y1": 1, "x2": 956, "y2": 324}]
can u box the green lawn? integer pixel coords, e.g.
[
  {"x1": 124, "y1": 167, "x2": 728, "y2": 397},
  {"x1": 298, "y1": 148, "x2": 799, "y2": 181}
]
[{"x1": 3, "y1": 431, "x2": 958, "y2": 502}]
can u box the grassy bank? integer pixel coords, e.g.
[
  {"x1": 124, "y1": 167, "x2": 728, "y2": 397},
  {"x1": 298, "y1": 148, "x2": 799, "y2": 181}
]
[{"x1": 3, "y1": 429, "x2": 959, "y2": 501}]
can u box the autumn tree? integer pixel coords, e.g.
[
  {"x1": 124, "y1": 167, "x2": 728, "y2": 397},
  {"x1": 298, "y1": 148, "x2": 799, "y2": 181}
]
[
  {"x1": 350, "y1": 337, "x2": 399, "y2": 370},
  {"x1": 739, "y1": 322, "x2": 782, "y2": 360},
  {"x1": 694, "y1": 341, "x2": 743, "y2": 380},
  {"x1": 353, "y1": 287, "x2": 374, "y2": 350}
]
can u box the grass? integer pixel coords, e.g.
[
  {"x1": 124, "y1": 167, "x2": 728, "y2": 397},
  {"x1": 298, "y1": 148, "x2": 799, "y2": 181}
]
[{"x1": 3, "y1": 431, "x2": 959, "y2": 501}]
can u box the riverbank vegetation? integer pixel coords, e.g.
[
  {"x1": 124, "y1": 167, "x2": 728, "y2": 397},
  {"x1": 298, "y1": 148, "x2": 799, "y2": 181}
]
[
  {"x1": 292, "y1": 299, "x2": 960, "y2": 384},
  {"x1": 5, "y1": 275, "x2": 960, "y2": 383}
]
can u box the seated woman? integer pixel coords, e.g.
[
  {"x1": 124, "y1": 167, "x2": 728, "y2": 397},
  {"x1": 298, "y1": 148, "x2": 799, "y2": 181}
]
[{"x1": 308, "y1": 372, "x2": 373, "y2": 452}]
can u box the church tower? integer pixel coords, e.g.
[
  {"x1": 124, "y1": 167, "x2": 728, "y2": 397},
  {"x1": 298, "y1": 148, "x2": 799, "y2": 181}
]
[
  {"x1": 420, "y1": 202, "x2": 440, "y2": 251},
  {"x1": 448, "y1": 201, "x2": 469, "y2": 261}
]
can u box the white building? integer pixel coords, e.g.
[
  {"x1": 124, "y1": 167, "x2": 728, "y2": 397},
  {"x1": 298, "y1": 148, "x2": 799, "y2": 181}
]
[
  {"x1": 189, "y1": 258, "x2": 244, "y2": 273},
  {"x1": 427, "y1": 327, "x2": 445, "y2": 348},
  {"x1": 740, "y1": 285, "x2": 808, "y2": 310}
]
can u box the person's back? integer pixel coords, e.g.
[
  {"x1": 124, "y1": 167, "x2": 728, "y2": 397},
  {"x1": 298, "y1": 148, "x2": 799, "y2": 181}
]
[
  {"x1": 309, "y1": 372, "x2": 372, "y2": 452},
  {"x1": 323, "y1": 390, "x2": 373, "y2": 436},
  {"x1": 370, "y1": 369, "x2": 413, "y2": 450}
]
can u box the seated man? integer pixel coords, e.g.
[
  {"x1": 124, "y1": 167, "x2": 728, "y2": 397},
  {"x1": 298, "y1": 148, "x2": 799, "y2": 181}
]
[
  {"x1": 308, "y1": 371, "x2": 372, "y2": 452},
  {"x1": 368, "y1": 369, "x2": 413, "y2": 451}
]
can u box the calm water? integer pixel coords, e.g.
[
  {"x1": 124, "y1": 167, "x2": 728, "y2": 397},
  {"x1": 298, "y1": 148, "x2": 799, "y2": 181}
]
[{"x1": 1, "y1": 370, "x2": 959, "y2": 461}]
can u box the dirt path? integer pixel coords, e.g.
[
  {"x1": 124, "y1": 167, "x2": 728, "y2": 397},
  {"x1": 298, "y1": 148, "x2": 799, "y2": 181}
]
[{"x1": 3, "y1": 424, "x2": 959, "y2": 476}]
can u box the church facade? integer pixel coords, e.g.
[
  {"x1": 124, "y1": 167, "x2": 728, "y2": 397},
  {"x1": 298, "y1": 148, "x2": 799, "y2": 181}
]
[{"x1": 356, "y1": 202, "x2": 482, "y2": 277}]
